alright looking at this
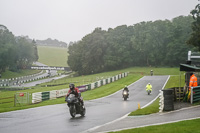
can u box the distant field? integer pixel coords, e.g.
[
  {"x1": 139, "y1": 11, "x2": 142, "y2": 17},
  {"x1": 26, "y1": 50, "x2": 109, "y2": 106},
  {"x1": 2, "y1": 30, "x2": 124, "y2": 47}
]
[{"x1": 37, "y1": 46, "x2": 68, "y2": 67}]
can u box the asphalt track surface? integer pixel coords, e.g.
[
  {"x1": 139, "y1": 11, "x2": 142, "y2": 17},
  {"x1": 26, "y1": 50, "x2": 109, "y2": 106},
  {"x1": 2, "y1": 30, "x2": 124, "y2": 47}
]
[
  {"x1": 0, "y1": 76, "x2": 169, "y2": 133},
  {"x1": 87, "y1": 105, "x2": 200, "y2": 133}
]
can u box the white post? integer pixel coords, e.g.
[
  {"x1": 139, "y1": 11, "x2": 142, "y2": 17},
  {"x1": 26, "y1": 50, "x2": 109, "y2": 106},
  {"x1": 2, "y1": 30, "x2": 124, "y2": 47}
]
[
  {"x1": 191, "y1": 87, "x2": 193, "y2": 104},
  {"x1": 188, "y1": 51, "x2": 191, "y2": 61}
]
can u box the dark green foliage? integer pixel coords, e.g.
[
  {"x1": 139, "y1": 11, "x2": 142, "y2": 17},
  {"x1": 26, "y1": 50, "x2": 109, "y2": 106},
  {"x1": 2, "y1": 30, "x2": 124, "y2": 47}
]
[
  {"x1": 0, "y1": 25, "x2": 38, "y2": 73},
  {"x1": 187, "y1": 4, "x2": 200, "y2": 50},
  {"x1": 67, "y1": 16, "x2": 197, "y2": 75}
]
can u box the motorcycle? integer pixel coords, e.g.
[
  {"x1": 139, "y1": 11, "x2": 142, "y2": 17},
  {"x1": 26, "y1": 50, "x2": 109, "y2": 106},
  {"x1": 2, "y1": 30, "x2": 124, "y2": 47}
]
[
  {"x1": 66, "y1": 93, "x2": 86, "y2": 118},
  {"x1": 147, "y1": 89, "x2": 151, "y2": 95},
  {"x1": 122, "y1": 90, "x2": 129, "y2": 101}
]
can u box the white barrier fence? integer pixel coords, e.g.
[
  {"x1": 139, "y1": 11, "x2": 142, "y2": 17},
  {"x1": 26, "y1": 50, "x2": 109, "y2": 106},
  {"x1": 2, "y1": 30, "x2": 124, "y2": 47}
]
[{"x1": 32, "y1": 72, "x2": 128, "y2": 104}]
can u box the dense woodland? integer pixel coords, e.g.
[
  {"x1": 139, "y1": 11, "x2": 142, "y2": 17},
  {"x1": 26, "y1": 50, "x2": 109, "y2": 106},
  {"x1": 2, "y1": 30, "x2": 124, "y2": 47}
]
[
  {"x1": 0, "y1": 25, "x2": 38, "y2": 73},
  {"x1": 68, "y1": 14, "x2": 200, "y2": 75}
]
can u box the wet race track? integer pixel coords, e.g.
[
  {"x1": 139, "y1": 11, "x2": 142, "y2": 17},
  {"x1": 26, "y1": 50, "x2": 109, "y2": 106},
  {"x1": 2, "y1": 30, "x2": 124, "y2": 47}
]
[{"x1": 0, "y1": 76, "x2": 169, "y2": 133}]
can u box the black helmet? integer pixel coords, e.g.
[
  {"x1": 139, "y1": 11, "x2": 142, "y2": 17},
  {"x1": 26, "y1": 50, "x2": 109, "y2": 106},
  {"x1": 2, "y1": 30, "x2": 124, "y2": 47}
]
[{"x1": 69, "y1": 83, "x2": 75, "y2": 90}]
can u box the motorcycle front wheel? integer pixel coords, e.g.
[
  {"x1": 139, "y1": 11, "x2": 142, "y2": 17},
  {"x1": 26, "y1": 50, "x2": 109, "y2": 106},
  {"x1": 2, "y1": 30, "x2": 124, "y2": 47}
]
[
  {"x1": 124, "y1": 97, "x2": 127, "y2": 101},
  {"x1": 69, "y1": 105, "x2": 76, "y2": 118}
]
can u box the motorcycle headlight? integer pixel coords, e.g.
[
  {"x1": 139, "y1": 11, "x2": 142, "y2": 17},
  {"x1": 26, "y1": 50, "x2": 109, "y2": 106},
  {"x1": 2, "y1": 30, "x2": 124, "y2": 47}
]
[{"x1": 123, "y1": 91, "x2": 127, "y2": 95}]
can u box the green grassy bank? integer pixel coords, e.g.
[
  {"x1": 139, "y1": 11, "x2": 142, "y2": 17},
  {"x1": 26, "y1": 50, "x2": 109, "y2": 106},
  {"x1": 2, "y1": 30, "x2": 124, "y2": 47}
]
[{"x1": 37, "y1": 46, "x2": 68, "y2": 67}]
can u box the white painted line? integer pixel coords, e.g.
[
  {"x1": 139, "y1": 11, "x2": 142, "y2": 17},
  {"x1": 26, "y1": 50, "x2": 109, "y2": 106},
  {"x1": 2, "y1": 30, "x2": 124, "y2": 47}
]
[{"x1": 102, "y1": 117, "x2": 200, "y2": 133}]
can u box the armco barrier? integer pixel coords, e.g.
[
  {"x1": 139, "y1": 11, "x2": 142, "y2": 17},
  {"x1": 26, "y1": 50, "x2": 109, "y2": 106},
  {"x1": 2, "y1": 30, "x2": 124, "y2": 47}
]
[
  {"x1": 50, "y1": 90, "x2": 57, "y2": 100},
  {"x1": 91, "y1": 82, "x2": 95, "y2": 89},
  {"x1": 42, "y1": 92, "x2": 50, "y2": 101},
  {"x1": 32, "y1": 72, "x2": 128, "y2": 104},
  {"x1": 32, "y1": 92, "x2": 42, "y2": 103}
]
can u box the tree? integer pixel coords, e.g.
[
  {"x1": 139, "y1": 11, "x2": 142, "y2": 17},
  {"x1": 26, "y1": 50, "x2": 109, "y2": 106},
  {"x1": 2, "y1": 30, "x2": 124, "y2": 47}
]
[
  {"x1": 104, "y1": 25, "x2": 134, "y2": 70},
  {"x1": 15, "y1": 37, "x2": 37, "y2": 69},
  {"x1": 67, "y1": 16, "x2": 197, "y2": 75},
  {"x1": 32, "y1": 39, "x2": 39, "y2": 61},
  {"x1": 187, "y1": 4, "x2": 200, "y2": 50},
  {"x1": 0, "y1": 25, "x2": 16, "y2": 72},
  {"x1": 0, "y1": 25, "x2": 39, "y2": 72},
  {"x1": 167, "y1": 16, "x2": 195, "y2": 66}
]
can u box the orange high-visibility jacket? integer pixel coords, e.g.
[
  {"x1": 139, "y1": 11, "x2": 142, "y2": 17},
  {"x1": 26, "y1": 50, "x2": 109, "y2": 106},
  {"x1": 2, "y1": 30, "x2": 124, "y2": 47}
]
[{"x1": 189, "y1": 74, "x2": 198, "y2": 90}]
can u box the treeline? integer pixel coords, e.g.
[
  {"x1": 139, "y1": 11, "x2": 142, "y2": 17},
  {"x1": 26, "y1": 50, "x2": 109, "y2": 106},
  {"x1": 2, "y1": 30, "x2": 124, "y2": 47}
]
[
  {"x1": 0, "y1": 25, "x2": 38, "y2": 73},
  {"x1": 36, "y1": 38, "x2": 67, "y2": 47},
  {"x1": 68, "y1": 15, "x2": 197, "y2": 75},
  {"x1": 23, "y1": 36, "x2": 68, "y2": 47}
]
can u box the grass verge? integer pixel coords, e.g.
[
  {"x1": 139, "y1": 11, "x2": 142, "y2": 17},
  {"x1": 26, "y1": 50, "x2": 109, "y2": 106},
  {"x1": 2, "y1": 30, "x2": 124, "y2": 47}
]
[
  {"x1": 128, "y1": 98, "x2": 159, "y2": 116},
  {"x1": 109, "y1": 118, "x2": 200, "y2": 133}
]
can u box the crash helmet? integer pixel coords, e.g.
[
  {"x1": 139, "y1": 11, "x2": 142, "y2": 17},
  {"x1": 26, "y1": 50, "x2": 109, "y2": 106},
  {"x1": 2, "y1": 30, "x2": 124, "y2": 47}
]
[{"x1": 69, "y1": 83, "x2": 75, "y2": 90}]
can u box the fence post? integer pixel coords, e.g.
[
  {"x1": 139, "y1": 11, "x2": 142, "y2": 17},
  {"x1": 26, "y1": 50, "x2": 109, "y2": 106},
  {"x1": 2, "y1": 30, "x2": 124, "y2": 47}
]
[
  {"x1": 14, "y1": 94, "x2": 16, "y2": 107},
  {"x1": 28, "y1": 92, "x2": 30, "y2": 104},
  {"x1": 191, "y1": 87, "x2": 193, "y2": 104}
]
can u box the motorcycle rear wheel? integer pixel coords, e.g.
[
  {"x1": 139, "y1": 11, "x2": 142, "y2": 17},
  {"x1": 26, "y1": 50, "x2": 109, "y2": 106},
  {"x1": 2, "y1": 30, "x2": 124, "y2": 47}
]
[
  {"x1": 147, "y1": 90, "x2": 151, "y2": 95},
  {"x1": 80, "y1": 106, "x2": 86, "y2": 117}
]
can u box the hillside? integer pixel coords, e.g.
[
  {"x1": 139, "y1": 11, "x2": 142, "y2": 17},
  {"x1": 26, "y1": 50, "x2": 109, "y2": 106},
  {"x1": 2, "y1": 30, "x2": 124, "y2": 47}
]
[{"x1": 37, "y1": 46, "x2": 68, "y2": 67}]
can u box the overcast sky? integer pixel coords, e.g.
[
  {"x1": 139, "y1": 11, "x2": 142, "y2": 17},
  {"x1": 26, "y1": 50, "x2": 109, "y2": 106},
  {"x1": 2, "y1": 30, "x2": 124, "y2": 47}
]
[{"x1": 0, "y1": 0, "x2": 199, "y2": 43}]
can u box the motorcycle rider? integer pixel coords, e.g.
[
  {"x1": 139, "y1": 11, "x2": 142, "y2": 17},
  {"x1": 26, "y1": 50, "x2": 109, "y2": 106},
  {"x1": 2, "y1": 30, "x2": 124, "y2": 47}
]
[
  {"x1": 146, "y1": 83, "x2": 152, "y2": 92},
  {"x1": 122, "y1": 85, "x2": 129, "y2": 97},
  {"x1": 150, "y1": 70, "x2": 153, "y2": 76},
  {"x1": 66, "y1": 83, "x2": 84, "y2": 106}
]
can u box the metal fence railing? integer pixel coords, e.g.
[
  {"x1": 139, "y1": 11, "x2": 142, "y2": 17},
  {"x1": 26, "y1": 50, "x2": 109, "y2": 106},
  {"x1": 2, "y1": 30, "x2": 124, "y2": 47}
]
[
  {"x1": 191, "y1": 86, "x2": 200, "y2": 104},
  {"x1": 0, "y1": 96, "x2": 13, "y2": 104},
  {"x1": 14, "y1": 92, "x2": 30, "y2": 106}
]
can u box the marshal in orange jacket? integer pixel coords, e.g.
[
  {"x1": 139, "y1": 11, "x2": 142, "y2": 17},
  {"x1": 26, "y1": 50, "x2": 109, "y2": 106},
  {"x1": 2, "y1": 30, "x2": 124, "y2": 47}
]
[{"x1": 189, "y1": 74, "x2": 198, "y2": 90}]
